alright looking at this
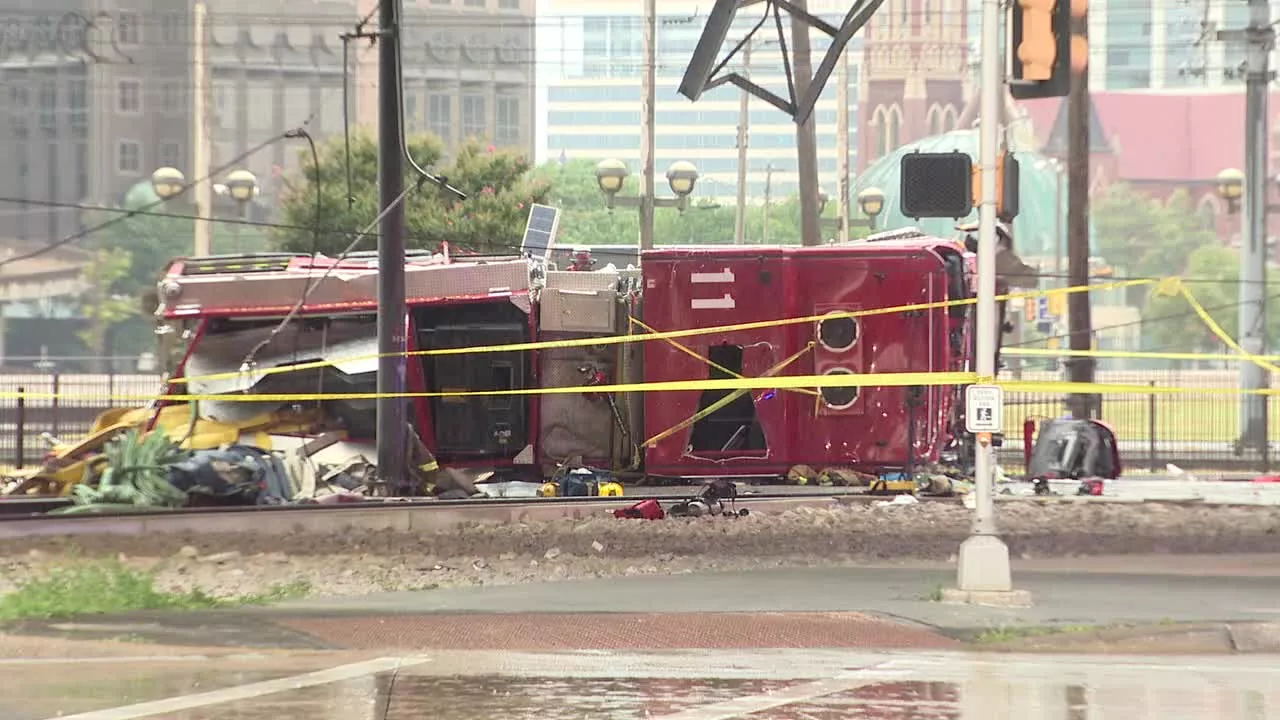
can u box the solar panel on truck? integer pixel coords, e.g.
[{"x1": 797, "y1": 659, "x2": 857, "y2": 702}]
[{"x1": 520, "y1": 204, "x2": 561, "y2": 261}]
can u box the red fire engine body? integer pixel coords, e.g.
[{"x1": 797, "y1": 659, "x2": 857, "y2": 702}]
[{"x1": 151, "y1": 229, "x2": 991, "y2": 484}]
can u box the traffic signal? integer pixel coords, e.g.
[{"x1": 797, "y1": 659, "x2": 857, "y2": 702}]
[
  {"x1": 970, "y1": 152, "x2": 1021, "y2": 220},
  {"x1": 1009, "y1": 0, "x2": 1078, "y2": 99},
  {"x1": 899, "y1": 151, "x2": 973, "y2": 219}
]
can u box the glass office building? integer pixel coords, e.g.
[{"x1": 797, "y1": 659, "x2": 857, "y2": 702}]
[{"x1": 536, "y1": 0, "x2": 863, "y2": 200}]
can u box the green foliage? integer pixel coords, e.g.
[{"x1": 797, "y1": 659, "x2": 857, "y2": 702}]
[
  {"x1": 77, "y1": 248, "x2": 141, "y2": 358},
  {"x1": 0, "y1": 561, "x2": 313, "y2": 620},
  {"x1": 1142, "y1": 244, "x2": 1280, "y2": 353},
  {"x1": 0, "y1": 561, "x2": 219, "y2": 620},
  {"x1": 271, "y1": 130, "x2": 550, "y2": 255},
  {"x1": 1093, "y1": 184, "x2": 1216, "y2": 279},
  {"x1": 62, "y1": 430, "x2": 191, "y2": 509},
  {"x1": 76, "y1": 205, "x2": 267, "y2": 367}
]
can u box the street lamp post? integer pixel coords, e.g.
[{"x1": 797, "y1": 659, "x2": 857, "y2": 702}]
[
  {"x1": 1215, "y1": 166, "x2": 1271, "y2": 467},
  {"x1": 151, "y1": 166, "x2": 259, "y2": 256},
  {"x1": 595, "y1": 159, "x2": 701, "y2": 248},
  {"x1": 817, "y1": 187, "x2": 886, "y2": 241}
]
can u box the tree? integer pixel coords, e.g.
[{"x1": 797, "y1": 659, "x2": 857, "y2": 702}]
[
  {"x1": 1142, "y1": 244, "x2": 1280, "y2": 354},
  {"x1": 272, "y1": 130, "x2": 550, "y2": 255},
  {"x1": 77, "y1": 248, "x2": 141, "y2": 372},
  {"x1": 1093, "y1": 184, "x2": 1216, "y2": 281},
  {"x1": 74, "y1": 207, "x2": 267, "y2": 370}
]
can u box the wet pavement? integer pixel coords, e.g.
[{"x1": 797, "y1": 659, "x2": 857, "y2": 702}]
[
  {"x1": 5, "y1": 555, "x2": 1280, "y2": 718},
  {"x1": 5, "y1": 649, "x2": 1280, "y2": 720},
  {"x1": 265, "y1": 560, "x2": 1280, "y2": 633}
]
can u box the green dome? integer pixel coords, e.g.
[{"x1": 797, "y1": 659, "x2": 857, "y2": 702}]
[
  {"x1": 852, "y1": 129, "x2": 1081, "y2": 258},
  {"x1": 122, "y1": 180, "x2": 162, "y2": 210}
]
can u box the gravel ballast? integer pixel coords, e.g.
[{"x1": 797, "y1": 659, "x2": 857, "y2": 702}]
[{"x1": 2, "y1": 501, "x2": 1278, "y2": 601}]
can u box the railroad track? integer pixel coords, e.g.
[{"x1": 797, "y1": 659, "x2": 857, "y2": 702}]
[
  {"x1": 0, "y1": 487, "x2": 893, "y2": 520},
  {"x1": 0, "y1": 489, "x2": 933, "y2": 540},
  {"x1": 2, "y1": 478, "x2": 1277, "y2": 541}
]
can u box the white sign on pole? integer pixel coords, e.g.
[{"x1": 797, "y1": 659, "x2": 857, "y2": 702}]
[{"x1": 964, "y1": 384, "x2": 1004, "y2": 433}]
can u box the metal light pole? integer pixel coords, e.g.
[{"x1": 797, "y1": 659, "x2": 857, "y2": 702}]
[
  {"x1": 953, "y1": 0, "x2": 1015, "y2": 597},
  {"x1": 1217, "y1": 165, "x2": 1271, "y2": 468},
  {"x1": 1239, "y1": 0, "x2": 1272, "y2": 459},
  {"x1": 192, "y1": 0, "x2": 213, "y2": 257},
  {"x1": 639, "y1": 0, "x2": 657, "y2": 249}
]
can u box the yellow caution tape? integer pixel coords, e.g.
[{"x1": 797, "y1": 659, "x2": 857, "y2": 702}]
[
  {"x1": 642, "y1": 342, "x2": 815, "y2": 448},
  {"x1": 1003, "y1": 347, "x2": 1280, "y2": 362},
  {"x1": 629, "y1": 316, "x2": 819, "y2": 399},
  {"x1": 168, "y1": 277, "x2": 1156, "y2": 387},
  {"x1": 11, "y1": 369, "x2": 1280, "y2": 404},
  {"x1": 1175, "y1": 281, "x2": 1280, "y2": 375}
]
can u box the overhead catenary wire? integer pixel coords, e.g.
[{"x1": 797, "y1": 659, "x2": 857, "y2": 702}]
[
  {"x1": 0, "y1": 190, "x2": 1272, "y2": 288},
  {"x1": 236, "y1": 177, "x2": 427, "y2": 374}
]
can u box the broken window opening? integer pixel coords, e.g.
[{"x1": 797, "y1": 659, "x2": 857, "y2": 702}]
[{"x1": 687, "y1": 344, "x2": 767, "y2": 453}]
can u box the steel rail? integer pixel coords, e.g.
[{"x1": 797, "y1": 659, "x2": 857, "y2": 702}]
[{"x1": 0, "y1": 487, "x2": 908, "y2": 521}]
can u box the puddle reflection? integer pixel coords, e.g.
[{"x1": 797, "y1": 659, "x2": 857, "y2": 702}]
[
  {"x1": 162, "y1": 674, "x2": 802, "y2": 719},
  {"x1": 153, "y1": 674, "x2": 1280, "y2": 720},
  {"x1": 0, "y1": 668, "x2": 301, "y2": 720}
]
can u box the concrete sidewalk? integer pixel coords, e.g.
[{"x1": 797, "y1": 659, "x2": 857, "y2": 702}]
[
  {"x1": 7, "y1": 554, "x2": 1280, "y2": 653},
  {"x1": 263, "y1": 556, "x2": 1280, "y2": 633}
]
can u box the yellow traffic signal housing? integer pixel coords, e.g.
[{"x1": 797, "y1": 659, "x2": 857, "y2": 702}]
[
  {"x1": 970, "y1": 153, "x2": 1021, "y2": 220},
  {"x1": 1009, "y1": 0, "x2": 1075, "y2": 99}
]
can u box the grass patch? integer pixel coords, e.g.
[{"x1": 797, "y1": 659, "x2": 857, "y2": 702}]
[
  {"x1": 971, "y1": 623, "x2": 1107, "y2": 645},
  {"x1": 922, "y1": 584, "x2": 944, "y2": 602},
  {"x1": 1003, "y1": 393, "x2": 1280, "y2": 444},
  {"x1": 0, "y1": 561, "x2": 312, "y2": 621}
]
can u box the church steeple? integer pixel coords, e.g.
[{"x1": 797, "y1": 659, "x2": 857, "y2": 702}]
[{"x1": 857, "y1": 0, "x2": 972, "y2": 171}]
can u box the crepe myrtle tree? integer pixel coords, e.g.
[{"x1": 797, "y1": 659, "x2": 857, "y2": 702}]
[{"x1": 272, "y1": 130, "x2": 552, "y2": 256}]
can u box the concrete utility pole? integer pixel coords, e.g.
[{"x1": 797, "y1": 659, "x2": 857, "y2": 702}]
[
  {"x1": 639, "y1": 0, "x2": 657, "y2": 249},
  {"x1": 192, "y1": 1, "x2": 212, "y2": 257},
  {"x1": 836, "y1": 46, "x2": 851, "y2": 245},
  {"x1": 376, "y1": 0, "x2": 409, "y2": 489},
  {"x1": 790, "y1": 0, "x2": 822, "y2": 247},
  {"x1": 1221, "y1": 0, "x2": 1275, "y2": 459},
  {"x1": 1065, "y1": 9, "x2": 1095, "y2": 420},
  {"x1": 734, "y1": 41, "x2": 752, "y2": 245},
  {"x1": 954, "y1": 0, "x2": 1014, "y2": 596}
]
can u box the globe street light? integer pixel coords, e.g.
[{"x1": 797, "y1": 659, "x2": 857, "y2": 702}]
[
  {"x1": 818, "y1": 186, "x2": 886, "y2": 240},
  {"x1": 593, "y1": 157, "x2": 701, "y2": 219},
  {"x1": 594, "y1": 158, "x2": 629, "y2": 197},
  {"x1": 223, "y1": 169, "x2": 260, "y2": 203},
  {"x1": 856, "y1": 187, "x2": 886, "y2": 219},
  {"x1": 665, "y1": 160, "x2": 699, "y2": 198},
  {"x1": 151, "y1": 167, "x2": 186, "y2": 200},
  {"x1": 150, "y1": 166, "x2": 259, "y2": 256},
  {"x1": 1216, "y1": 167, "x2": 1245, "y2": 213}
]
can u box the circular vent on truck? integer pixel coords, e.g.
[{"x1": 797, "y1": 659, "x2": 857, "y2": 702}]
[
  {"x1": 820, "y1": 368, "x2": 859, "y2": 409},
  {"x1": 817, "y1": 313, "x2": 858, "y2": 352}
]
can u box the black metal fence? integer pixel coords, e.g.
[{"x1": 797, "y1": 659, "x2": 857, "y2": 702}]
[
  {"x1": 0, "y1": 370, "x2": 1275, "y2": 475},
  {"x1": 996, "y1": 370, "x2": 1279, "y2": 475}
]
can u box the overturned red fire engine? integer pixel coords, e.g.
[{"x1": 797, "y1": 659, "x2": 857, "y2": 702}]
[{"x1": 146, "y1": 226, "x2": 1032, "y2": 487}]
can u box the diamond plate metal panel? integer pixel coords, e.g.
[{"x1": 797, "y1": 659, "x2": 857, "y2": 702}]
[
  {"x1": 163, "y1": 259, "x2": 532, "y2": 316},
  {"x1": 544, "y1": 270, "x2": 620, "y2": 293}
]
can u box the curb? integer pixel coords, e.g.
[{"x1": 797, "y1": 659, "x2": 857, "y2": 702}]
[{"x1": 961, "y1": 621, "x2": 1280, "y2": 654}]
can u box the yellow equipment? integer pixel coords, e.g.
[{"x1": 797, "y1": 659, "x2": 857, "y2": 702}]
[{"x1": 2, "y1": 402, "x2": 334, "y2": 497}]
